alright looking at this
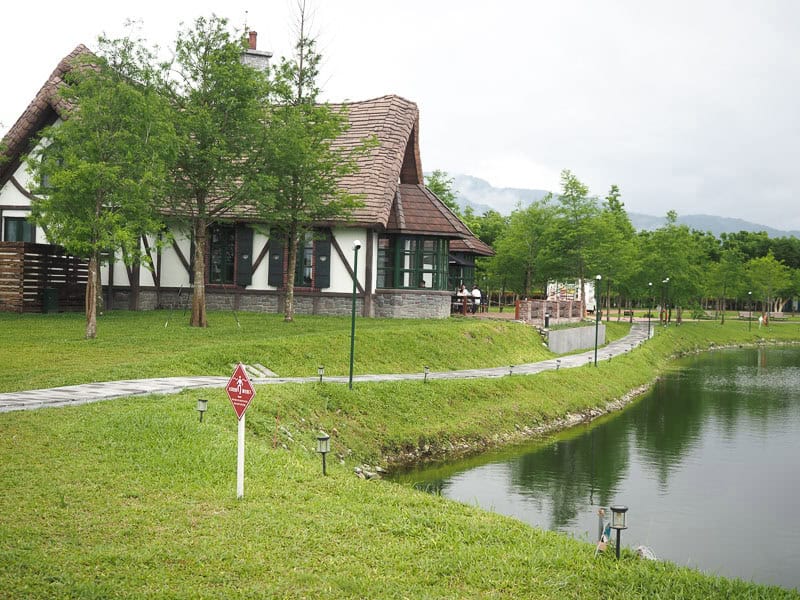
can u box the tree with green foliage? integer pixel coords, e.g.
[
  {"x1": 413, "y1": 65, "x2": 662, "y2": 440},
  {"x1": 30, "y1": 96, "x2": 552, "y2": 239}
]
[
  {"x1": 590, "y1": 184, "x2": 638, "y2": 320},
  {"x1": 490, "y1": 198, "x2": 557, "y2": 297},
  {"x1": 461, "y1": 206, "x2": 507, "y2": 247},
  {"x1": 425, "y1": 169, "x2": 461, "y2": 215},
  {"x1": 252, "y1": 3, "x2": 374, "y2": 322},
  {"x1": 548, "y1": 170, "x2": 600, "y2": 313},
  {"x1": 162, "y1": 16, "x2": 270, "y2": 328},
  {"x1": 707, "y1": 248, "x2": 746, "y2": 323},
  {"x1": 746, "y1": 252, "x2": 792, "y2": 314},
  {"x1": 638, "y1": 211, "x2": 706, "y2": 319},
  {"x1": 26, "y1": 35, "x2": 178, "y2": 339}
]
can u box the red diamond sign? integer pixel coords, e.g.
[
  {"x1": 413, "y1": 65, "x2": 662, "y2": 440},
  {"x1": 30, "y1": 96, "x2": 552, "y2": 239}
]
[{"x1": 226, "y1": 363, "x2": 256, "y2": 420}]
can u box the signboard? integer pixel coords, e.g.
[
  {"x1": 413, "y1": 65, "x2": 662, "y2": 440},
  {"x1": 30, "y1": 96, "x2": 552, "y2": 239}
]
[{"x1": 226, "y1": 363, "x2": 256, "y2": 420}]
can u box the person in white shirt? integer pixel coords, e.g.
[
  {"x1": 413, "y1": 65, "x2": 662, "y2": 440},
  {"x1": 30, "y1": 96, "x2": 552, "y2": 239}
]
[{"x1": 471, "y1": 285, "x2": 482, "y2": 313}]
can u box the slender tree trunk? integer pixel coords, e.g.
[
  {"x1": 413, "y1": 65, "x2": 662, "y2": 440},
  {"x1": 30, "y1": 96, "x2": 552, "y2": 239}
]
[
  {"x1": 191, "y1": 218, "x2": 208, "y2": 328},
  {"x1": 284, "y1": 225, "x2": 298, "y2": 322},
  {"x1": 85, "y1": 252, "x2": 99, "y2": 339}
]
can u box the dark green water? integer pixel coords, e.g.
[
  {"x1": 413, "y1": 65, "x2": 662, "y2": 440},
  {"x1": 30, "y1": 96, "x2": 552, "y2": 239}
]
[{"x1": 397, "y1": 347, "x2": 800, "y2": 590}]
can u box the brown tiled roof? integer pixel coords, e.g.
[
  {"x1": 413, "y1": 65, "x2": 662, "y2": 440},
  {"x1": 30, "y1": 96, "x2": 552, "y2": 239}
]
[
  {"x1": 329, "y1": 95, "x2": 421, "y2": 227},
  {"x1": 386, "y1": 183, "x2": 471, "y2": 238},
  {"x1": 450, "y1": 235, "x2": 495, "y2": 256},
  {"x1": 1, "y1": 45, "x2": 90, "y2": 182}
]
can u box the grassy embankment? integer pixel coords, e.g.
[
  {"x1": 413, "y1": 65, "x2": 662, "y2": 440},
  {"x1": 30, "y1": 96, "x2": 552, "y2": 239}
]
[{"x1": 1, "y1": 312, "x2": 798, "y2": 598}]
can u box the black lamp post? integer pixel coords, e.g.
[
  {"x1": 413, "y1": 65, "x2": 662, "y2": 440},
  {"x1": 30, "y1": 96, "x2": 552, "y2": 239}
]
[
  {"x1": 748, "y1": 291, "x2": 752, "y2": 331},
  {"x1": 317, "y1": 365, "x2": 324, "y2": 383},
  {"x1": 610, "y1": 505, "x2": 629, "y2": 559},
  {"x1": 349, "y1": 240, "x2": 362, "y2": 390},
  {"x1": 316, "y1": 432, "x2": 331, "y2": 475},
  {"x1": 647, "y1": 282, "x2": 653, "y2": 338},
  {"x1": 594, "y1": 275, "x2": 602, "y2": 367}
]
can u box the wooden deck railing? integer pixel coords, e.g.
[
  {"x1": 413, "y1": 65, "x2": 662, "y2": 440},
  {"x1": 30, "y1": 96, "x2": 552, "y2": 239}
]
[{"x1": 0, "y1": 242, "x2": 87, "y2": 313}]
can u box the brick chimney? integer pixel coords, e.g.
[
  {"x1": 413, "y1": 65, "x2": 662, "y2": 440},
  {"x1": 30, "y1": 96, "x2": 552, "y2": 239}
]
[{"x1": 242, "y1": 30, "x2": 272, "y2": 72}]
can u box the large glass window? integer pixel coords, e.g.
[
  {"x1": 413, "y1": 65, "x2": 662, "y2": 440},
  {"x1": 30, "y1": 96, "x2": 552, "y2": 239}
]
[
  {"x1": 3, "y1": 217, "x2": 35, "y2": 242},
  {"x1": 294, "y1": 233, "x2": 314, "y2": 287},
  {"x1": 209, "y1": 225, "x2": 236, "y2": 284},
  {"x1": 377, "y1": 235, "x2": 448, "y2": 290}
]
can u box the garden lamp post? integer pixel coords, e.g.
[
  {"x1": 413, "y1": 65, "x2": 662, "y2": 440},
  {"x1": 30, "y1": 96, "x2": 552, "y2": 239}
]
[
  {"x1": 748, "y1": 291, "x2": 752, "y2": 331},
  {"x1": 594, "y1": 275, "x2": 602, "y2": 366},
  {"x1": 317, "y1": 365, "x2": 324, "y2": 383},
  {"x1": 316, "y1": 432, "x2": 331, "y2": 476},
  {"x1": 196, "y1": 398, "x2": 208, "y2": 423},
  {"x1": 424, "y1": 365, "x2": 430, "y2": 383},
  {"x1": 610, "y1": 505, "x2": 629, "y2": 559},
  {"x1": 647, "y1": 282, "x2": 653, "y2": 338},
  {"x1": 662, "y1": 277, "x2": 670, "y2": 326},
  {"x1": 349, "y1": 240, "x2": 362, "y2": 390}
]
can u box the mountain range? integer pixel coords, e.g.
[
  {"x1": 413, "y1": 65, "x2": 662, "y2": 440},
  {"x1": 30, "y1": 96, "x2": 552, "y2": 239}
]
[{"x1": 449, "y1": 174, "x2": 800, "y2": 238}]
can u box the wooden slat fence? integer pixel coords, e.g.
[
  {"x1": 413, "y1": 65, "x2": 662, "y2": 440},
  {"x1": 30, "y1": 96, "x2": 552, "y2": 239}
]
[{"x1": 0, "y1": 242, "x2": 88, "y2": 313}]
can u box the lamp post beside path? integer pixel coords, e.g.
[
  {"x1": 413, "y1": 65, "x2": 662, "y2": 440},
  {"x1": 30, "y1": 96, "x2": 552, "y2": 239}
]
[
  {"x1": 594, "y1": 274, "x2": 602, "y2": 367},
  {"x1": 349, "y1": 240, "x2": 362, "y2": 390}
]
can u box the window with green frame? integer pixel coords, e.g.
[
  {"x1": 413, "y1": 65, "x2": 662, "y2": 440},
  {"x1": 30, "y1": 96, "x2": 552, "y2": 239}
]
[{"x1": 377, "y1": 235, "x2": 449, "y2": 290}]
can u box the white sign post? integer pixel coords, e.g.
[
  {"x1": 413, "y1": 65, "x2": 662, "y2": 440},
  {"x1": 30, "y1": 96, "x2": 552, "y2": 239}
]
[
  {"x1": 237, "y1": 417, "x2": 245, "y2": 499},
  {"x1": 225, "y1": 363, "x2": 256, "y2": 499}
]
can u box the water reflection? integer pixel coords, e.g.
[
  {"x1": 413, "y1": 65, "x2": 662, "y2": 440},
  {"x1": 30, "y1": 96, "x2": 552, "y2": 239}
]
[{"x1": 398, "y1": 347, "x2": 800, "y2": 590}]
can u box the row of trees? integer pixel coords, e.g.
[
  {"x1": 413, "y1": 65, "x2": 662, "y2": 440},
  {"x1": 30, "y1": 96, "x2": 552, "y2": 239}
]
[
  {"x1": 430, "y1": 170, "x2": 800, "y2": 317},
  {"x1": 21, "y1": 8, "x2": 371, "y2": 338}
]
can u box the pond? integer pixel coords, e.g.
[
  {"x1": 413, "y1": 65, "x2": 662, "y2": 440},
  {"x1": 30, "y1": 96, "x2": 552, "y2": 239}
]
[{"x1": 396, "y1": 346, "x2": 800, "y2": 590}]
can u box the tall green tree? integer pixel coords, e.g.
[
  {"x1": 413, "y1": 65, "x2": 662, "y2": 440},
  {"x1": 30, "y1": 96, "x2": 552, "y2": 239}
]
[
  {"x1": 425, "y1": 169, "x2": 461, "y2": 215},
  {"x1": 590, "y1": 185, "x2": 638, "y2": 320},
  {"x1": 490, "y1": 198, "x2": 557, "y2": 297},
  {"x1": 253, "y1": 3, "x2": 374, "y2": 322},
  {"x1": 548, "y1": 170, "x2": 600, "y2": 313},
  {"x1": 746, "y1": 252, "x2": 792, "y2": 314},
  {"x1": 26, "y1": 36, "x2": 177, "y2": 339},
  {"x1": 163, "y1": 16, "x2": 270, "y2": 328}
]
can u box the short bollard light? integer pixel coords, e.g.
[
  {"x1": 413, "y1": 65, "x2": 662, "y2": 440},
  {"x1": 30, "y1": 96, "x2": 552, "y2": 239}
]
[
  {"x1": 424, "y1": 365, "x2": 430, "y2": 383},
  {"x1": 316, "y1": 432, "x2": 331, "y2": 476},
  {"x1": 317, "y1": 365, "x2": 324, "y2": 383},
  {"x1": 509, "y1": 365, "x2": 514, "y2": 375},
  {"x1": 196, "y1": 398, "x2": 208, "y2": 423},
  {"x1": 610, "y1": 505, "x2": 629, "y2": 559},
  {"x1": 556, "y1": 359, "x2": 561, "y2": 371}
]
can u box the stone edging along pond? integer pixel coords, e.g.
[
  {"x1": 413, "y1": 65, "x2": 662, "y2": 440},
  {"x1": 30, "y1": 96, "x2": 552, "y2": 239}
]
[{"x1": 379, "y1": 336, "x2": 800, "y2": 471}]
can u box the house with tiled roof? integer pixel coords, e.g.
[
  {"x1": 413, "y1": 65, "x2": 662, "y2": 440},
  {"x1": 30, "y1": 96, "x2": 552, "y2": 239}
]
[{"x1": 0, "y1": 41, "x2": 492, "y2": 318}]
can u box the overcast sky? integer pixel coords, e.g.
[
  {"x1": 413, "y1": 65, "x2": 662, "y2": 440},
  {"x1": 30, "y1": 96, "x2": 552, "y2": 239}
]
[{"x1": 2, "y1": 1, "x2": 798, "y2": 230}]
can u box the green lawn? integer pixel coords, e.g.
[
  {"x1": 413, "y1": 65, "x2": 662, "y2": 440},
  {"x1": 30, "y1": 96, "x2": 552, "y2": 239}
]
[
  {"x1": 0, "y1": 310, "x2": 560, "y2": 392},
  {"x1": 1, "y1": 316, "x2": 799, "y2": 597}
]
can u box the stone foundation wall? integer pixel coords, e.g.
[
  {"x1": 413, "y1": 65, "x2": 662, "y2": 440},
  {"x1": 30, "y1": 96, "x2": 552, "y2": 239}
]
[
  {"x1": 547, "y1": 324, "x2": 606, "y2": 354},
  {"x1": 373, "y1": 291, "x2": 450, "y2": 319},
  {"x1": 110, "y1": 288, "x2": 365, "y2": 318}
]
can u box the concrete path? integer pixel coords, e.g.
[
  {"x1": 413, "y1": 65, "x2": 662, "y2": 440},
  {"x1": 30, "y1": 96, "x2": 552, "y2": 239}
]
[{"x1": 0, "y1": 323, "x2": 651, "y2": 414}]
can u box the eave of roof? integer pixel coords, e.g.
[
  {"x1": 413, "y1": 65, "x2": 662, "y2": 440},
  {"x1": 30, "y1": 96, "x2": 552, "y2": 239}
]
[
  {"x1": 1, "y1": 44, "x2": 91, "y2": 183},
  {"x1": 385, "y1": 183, "x2": 472, "y2": 238}
]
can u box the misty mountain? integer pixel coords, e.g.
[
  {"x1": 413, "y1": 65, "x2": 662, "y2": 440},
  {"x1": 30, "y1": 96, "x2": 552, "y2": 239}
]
[{"x1": 444, "y1": 174, "x2": 800, "y2": 238}]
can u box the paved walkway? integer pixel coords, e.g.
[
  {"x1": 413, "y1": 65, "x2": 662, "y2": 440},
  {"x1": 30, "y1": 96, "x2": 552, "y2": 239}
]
[{"x1": 0, "y1": 324, "x2": 651, "y2": 414}]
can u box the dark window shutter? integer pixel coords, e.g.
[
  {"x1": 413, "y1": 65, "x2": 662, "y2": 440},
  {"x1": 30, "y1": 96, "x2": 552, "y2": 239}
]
[
  {"x1": 268, "y1": 235, "x2": 284, "y2": 287},
  {"x1": 236, "y1": 225, "x2": 253, "y2": 287},
  {"x1": 315, "y1": 234, "x2": 331, "y2": 289}
]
